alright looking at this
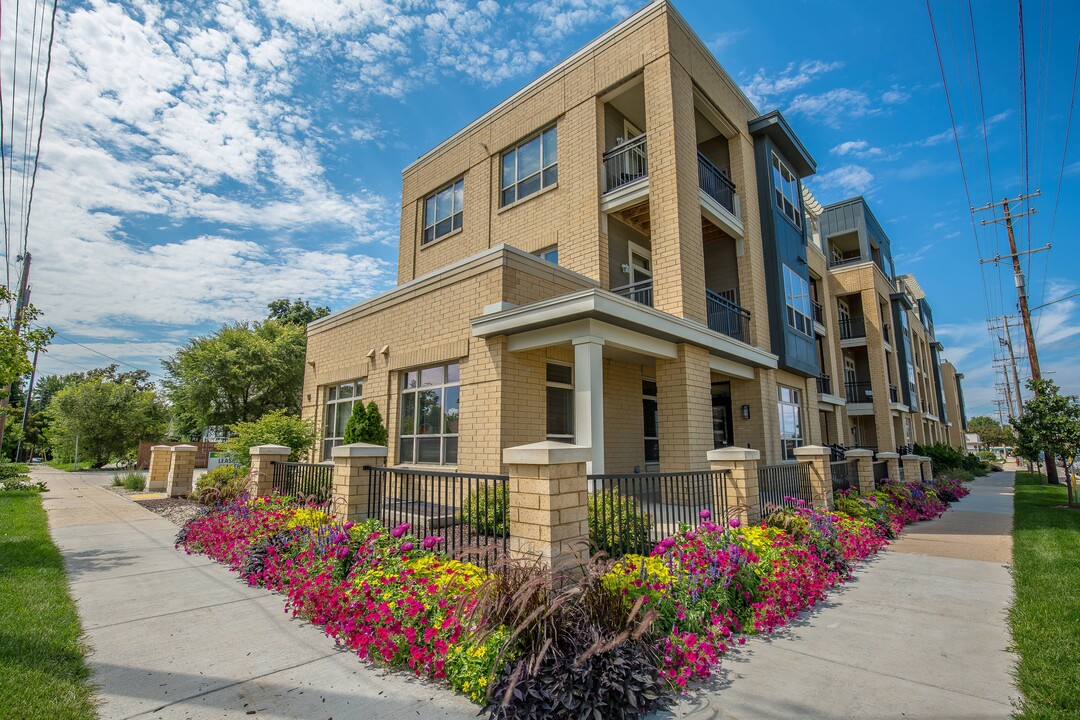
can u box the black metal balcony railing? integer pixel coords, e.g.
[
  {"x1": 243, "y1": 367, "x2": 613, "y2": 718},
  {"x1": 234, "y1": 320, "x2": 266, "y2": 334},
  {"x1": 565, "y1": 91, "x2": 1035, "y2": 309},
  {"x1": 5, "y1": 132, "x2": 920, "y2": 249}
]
[
  {"x1": 838, "y1": 316, "x2": 867, "y2": 340},
  {"x1": 889, "y1": 384, "x2": 899, "y2": 403},
  {"x1": 845, "y1": 381, "x2": 873, "y2": 404},
  {"x1": 812, "y1": 300, "x2": 824, "y2": 324},
  {"x1": 697, "y1": 152, "x2": 737, "y2": 216},
  {"x1": 705, "y1": 289, "x2": 750, "y2": 344},
  {"x1": 603, "y1": 134, "x2": 648, "y2": 193},
  {"x1": 882, "y1": 324, "x2": 891, "y2": 345},
  {"x1": 817, "y1": 374, "x2": 832, "y2": 395},
  {"x1": 829, "y1": 254, "x2": 864, "y2": 268},
  {"x1": 611, "y1": 278, "x2": 654, "y2": 307}
]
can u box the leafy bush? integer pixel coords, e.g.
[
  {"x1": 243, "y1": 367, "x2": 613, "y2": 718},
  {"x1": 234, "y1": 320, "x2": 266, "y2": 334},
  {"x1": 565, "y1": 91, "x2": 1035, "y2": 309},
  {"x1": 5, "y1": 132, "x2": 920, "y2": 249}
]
[
  {"x1": 0, "y1": 478, "x2": 46, "y2": 492},
  {"x1": 588, "y1": 488, "x2": 653, "y2": 556},
  {"x1": 0, "y1": 461, "x2": 29, "y2": 480},
  {"x1": 461, "y1": 483, "x2": 508, "y2": 536},
  {"x1": 111, "y1": 471, "x2": 146, "y2": 491},
  {"x1": 950, "y1": 469, "x2": 975, "y2": 483},
  {"x1": 219, "y1": 409, "x2": 314, "y2": 467},
  {"x1": 193, "y1": 465, "x2": 250, "y2": 503},
  {"x1": 342, "y1": 401, "x2": 389, "y2": 446}
]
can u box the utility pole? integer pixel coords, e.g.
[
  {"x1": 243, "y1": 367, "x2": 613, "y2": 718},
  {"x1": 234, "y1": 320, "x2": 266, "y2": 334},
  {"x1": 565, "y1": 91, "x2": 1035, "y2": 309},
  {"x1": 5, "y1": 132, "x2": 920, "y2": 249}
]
[
  {"x1": 15, "y1": 346, "x2": 39, "y2": 461},
  {"x1": 976, "y1": 192, "x2": 1058, "y2": 482},
  {"x1": 993, "y1": 398, "x2": 1008, "y2": 426}
]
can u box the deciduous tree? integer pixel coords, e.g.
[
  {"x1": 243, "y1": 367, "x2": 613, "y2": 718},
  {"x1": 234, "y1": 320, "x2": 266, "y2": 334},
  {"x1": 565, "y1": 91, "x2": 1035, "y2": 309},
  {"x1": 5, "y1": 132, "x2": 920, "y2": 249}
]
[{"x1": 1013, "y1": 379, "x2": 1080, "y2": 507}]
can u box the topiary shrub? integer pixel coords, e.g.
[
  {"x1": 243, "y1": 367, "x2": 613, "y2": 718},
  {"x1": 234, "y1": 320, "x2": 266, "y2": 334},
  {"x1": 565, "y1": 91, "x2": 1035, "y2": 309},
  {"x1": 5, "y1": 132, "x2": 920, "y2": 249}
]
[
  {"x1": 193, "y1": 465, "x2": 250, "y2": 503},
  {"x1": 461, "y1": 483, "x2": 509, "y2": 536},
  {"x1": 219, "y1": 410, "x2": 314, "y2": 467},
  {"x1": 588, "y1": 488, "x2": 653, "y2": 557},
  {"x1": 342, "y1": 401, "x2": 389, "y2": 446}
]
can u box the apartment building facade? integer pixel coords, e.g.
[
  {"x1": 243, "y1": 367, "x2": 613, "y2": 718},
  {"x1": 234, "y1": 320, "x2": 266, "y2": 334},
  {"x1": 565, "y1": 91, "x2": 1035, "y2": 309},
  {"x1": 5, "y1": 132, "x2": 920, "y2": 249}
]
[{"x1": 301, "y1": 0, "x2": 967, "y2": 475}]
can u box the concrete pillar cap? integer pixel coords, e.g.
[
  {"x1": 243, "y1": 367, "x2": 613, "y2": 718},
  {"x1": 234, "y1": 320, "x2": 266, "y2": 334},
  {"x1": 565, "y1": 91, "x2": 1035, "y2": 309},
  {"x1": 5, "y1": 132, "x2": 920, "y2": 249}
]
[
  {"x1": 331, "y1": 443, "x2": 389, "y2": 459},
  {"x1": 170, "y1": 444, "x2": 197, "y2": 452},
  {"x1": 876, "y1": 452, "x2": 900, "y2": 459},
  {"x1": 151, "y1": 444, "x2": 173, "y2": 450},
  {"x1": 845, "y1": 449, "x2": 874, "y2": 458},
  {"x1": 792, "y1": 445, "x2": 832, "y2": 458},
  {"x1": 504, "y1": 441, "x2": 590, "y2": 465},
  {"x1": 707, "y1": 447, "x2": 760, "y2": 462},
  {"x1": 249, "y1": 444, "x2": 292, "y2": 455}
]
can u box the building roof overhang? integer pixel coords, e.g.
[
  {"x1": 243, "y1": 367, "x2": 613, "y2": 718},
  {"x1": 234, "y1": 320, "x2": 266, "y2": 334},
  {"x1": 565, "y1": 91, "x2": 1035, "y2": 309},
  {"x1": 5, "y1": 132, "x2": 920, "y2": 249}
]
[{"x1": 748, "y1": 110, "x2": 817, "y2": 177}]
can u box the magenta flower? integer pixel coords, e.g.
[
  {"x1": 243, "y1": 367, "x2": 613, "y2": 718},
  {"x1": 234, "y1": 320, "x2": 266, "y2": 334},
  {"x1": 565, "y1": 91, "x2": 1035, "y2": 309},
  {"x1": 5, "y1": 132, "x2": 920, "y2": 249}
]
[
  {"x1": 343, "y1": 521, "x2": 354, "y2": 531},
  {"x1": 728, "y1": 517, "x2": 741, "y2": 529},
  {"x1": 391, "y1": 523, "x2": 409, "y2": 538},
  {"x1": 422, "y1": 535, "x2": 443, "y2": 550},
  {"x1": 400, "y1": 541, "x2": 414, "y2": 552},
  {"x1": 699, "y1": 509, "x2": 711, "y2": 520}
]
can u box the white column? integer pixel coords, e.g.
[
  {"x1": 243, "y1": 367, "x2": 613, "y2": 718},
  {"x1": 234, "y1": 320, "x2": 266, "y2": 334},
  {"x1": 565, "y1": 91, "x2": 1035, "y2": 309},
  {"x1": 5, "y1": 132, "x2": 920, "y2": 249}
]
[{"x1": 573, "y1": 336, "x2": 605, "y2": 475}]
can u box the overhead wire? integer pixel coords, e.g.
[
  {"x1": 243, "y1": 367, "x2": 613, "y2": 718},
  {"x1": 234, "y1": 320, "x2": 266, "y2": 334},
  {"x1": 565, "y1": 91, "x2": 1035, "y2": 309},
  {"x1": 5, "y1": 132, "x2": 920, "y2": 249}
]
[
  {"x1": 21, "y1": 0, "x2": 57, "y2": 260},
  {"x1": 32, "y1": 325, "x2": 168, "y2": 381}
]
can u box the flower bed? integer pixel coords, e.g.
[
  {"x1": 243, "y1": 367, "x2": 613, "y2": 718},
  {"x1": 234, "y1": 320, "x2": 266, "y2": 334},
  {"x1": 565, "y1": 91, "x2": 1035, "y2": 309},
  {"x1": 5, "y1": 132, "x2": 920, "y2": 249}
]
[{"x1": 177, "y1": 475, "x2": 971, "y2": 719}]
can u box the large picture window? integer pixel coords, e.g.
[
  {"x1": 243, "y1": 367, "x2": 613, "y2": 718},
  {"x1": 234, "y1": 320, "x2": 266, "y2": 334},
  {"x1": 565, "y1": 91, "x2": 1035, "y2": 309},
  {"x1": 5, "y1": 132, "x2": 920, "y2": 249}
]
[
  {"x1": 777, "y1": 385, "x2": 803, "y2": 461},
  {"x1": 772, "y1": 152, "x2": 801, "y2": 227},
  {"x1": 783, "y1": 265, "x2": 813, "y2": 336},
  {"x1": 501, "y1": 126, "x2": 557, "y2": 206},
  {"x1": 322, "y1": 380, "x2": 362, "y2": 460},
  {"x1": 399, "y1": 362, "x2": 460, "y2": 465},
  {"x1": 546, "y1": 363, "x2": 574, "y2": 442},
  {"x1": 423, "y1": 179, "x2": 463, "y2": 244}
]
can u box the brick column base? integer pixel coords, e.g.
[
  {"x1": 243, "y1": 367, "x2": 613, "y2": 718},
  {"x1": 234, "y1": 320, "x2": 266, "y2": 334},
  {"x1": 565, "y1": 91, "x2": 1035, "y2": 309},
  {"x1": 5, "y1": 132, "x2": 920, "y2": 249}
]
[
  {"x1": 331, "y1": 443, "x2": 388, "y2": 522},
  {"x1": 166, "y1": 445, "x2": 197, "y2": 498},
  {"x1": 707, "y1": 447, "x2": 761, "y2": 525},
  {"x1": 846, "y1": 448, "x2": 875, "y2": 495},
  {"x1": 793, "y1": 445, "x2": 833, "y2": 510},
  {"x1": 249, "y1": 445, "x2": 291, "y2": 497},
  {"x1": 877, "y1": 452, "x2": 900, "y2": 483},
  {"x1": 147, "y1": 445, "x2": 171, "y2": 492}
]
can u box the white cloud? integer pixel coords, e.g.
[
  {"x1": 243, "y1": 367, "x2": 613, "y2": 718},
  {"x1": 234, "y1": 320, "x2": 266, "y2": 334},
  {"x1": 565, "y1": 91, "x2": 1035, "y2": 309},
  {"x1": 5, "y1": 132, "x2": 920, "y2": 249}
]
[
  {"x1": 707, "y1": 29, "x2": 748, "y2": 54},
  {"x1": 831, "y1": 140, "x2": 886, "y2": 159},
  {"x1": 786, "y1": 88, "x2": 876, "y2": 128},
  {"x1": 810, "y1": 164, "x2": 874, "y2": 198},
  {"x1": 881, "y1": 86, "x2": 909, "y2": 104},
  {"x1": 918, "y1": 128, "x2": 956, "y2": 147},
  {"x1": 740, "y1": 60, "x2": 844, "y2": 107}
]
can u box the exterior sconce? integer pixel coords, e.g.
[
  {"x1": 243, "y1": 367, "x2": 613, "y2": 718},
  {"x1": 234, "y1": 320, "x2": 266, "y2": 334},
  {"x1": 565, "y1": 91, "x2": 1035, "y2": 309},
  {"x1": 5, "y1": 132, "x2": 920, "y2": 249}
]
[
  {"x1": 621, "y1": 263, "x2": 631, "y2": 275},
  {"x1": 741, "y1": 404, "x2": 751, "y2": 420}
]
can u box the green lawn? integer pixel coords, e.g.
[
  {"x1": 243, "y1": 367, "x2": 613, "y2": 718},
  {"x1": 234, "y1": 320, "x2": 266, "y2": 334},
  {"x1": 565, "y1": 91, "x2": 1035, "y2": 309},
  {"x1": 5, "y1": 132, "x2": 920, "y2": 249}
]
[
  {"x1": 0, "y1": 490, "x2": 96, "y2": 719},
  {"x1": 45, "y1": 459, "x2": 94, "y2": 472},
  {"x1": 1011, "y1": 471, "x2": 1080, "y2": 719}
]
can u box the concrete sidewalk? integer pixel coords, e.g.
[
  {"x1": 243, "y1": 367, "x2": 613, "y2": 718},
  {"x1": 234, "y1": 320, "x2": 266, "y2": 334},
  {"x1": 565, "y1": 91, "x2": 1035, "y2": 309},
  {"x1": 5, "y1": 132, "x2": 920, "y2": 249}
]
[
  {"x1": 668, "y1": 471, "x2": 1018, "y2": 720},
  {"x1": 36, "y1": 465, "x2": 478, "y2": 720}
]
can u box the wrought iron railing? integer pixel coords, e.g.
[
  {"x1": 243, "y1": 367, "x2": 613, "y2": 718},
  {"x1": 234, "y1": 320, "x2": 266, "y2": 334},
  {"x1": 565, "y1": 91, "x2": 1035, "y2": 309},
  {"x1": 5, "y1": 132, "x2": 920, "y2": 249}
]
[
  {"x1": 603, "y1": 134, "x2": 648, "y2": 193},
  {"x1": 271, "y1": 461, "x2": 333, "y2": 502},
  {"x1": 889, "y1": 384, "x2": 899, "y2": 403},
  {"x1": 611, "y1": 278, "x2": 653, "y2": 307},
  {"x1": 705, "y1": 289, "x2": 750, "y2": 343},
  {"x1": 873, "y1": 460, "x2": 889, "y2": 486},
  {"x1": 365, "y1": 466, "x2": 509, "y2": 568},
  {"x1": 845, "y1": 381, "x2": 873, "y2": 404},
  {"x1": 838, "y1": 316, "x2": 867, "y2": 340},
  {"x1": 587, "y1": 470, "x2": 730, "y2": 558},
  {"x1": 817, "y1": 374, "x2": 832, "y2": 395},
  {"x1": 829, "y1": 254, "x2": 864, "y2": 268},
  {"x1": 697, "y1": 152, "x2": 737, "y2": 216},
  {"x1": 812, "y1": 300, "x2": 824, "y2": 324},
  {"x1": 831, "y1": 459, "x2": 860, "y2": 495},
  {"x1": 757, "y1": 462, "x2": 813, "y2": 516},
  {"x1": 883, "y1": 324, "x2": 892, "y2": 345}
]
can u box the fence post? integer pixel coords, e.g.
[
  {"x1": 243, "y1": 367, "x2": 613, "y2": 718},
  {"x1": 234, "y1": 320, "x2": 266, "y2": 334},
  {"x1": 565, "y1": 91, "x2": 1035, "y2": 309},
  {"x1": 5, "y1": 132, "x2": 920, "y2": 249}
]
[
  {"x1": 919, "y1": 455, "x2": 933, "y2": 481},
  {"x1": 901, "y1": 454, "x2": 922, "y2": 484},
  {"x1": 249, "y1": 445, "x2": 291, "y2": 497},
  {"x1": 877, "y1": 451, "x2": 900, "y2": 482},
  {"x1": 793, "y1": 445, "x2": 833, "y2": 510},
  {"x1": 846, "y1": 448, "x2": 875, "y2": 495},
  {"x1": 330, "y1": 443, "x2": 388, "y2": 523},
  {"x1": 146, "y1": 445, "x2": 171, "y2": 492},
  {"x1": 166, "y1": 445, "x2": 197, "y2": 498},
  {"x1": 707, "y1": 447, "x2": 761, "y2": 526},
  {"x1": 503, "y1": 441, "x2": 591, "y2": 568}
]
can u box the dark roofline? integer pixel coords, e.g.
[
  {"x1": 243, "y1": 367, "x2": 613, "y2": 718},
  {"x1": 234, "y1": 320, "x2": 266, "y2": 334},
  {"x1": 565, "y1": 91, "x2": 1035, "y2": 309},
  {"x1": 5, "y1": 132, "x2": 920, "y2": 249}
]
[{"x1": 748, "y1": 110, "x2": 817, "y2": 177}]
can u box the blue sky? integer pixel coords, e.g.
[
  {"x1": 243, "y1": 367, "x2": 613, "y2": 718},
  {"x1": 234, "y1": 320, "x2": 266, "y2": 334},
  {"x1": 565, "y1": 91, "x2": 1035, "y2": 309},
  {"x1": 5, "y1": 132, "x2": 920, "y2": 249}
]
[{"x1": 9, "y1": 0, "x2": 1079, "y2": 421}]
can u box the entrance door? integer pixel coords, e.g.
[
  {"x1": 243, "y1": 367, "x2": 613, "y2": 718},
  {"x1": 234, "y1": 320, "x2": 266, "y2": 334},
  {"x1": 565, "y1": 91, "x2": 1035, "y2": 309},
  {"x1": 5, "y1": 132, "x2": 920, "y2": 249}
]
[{"x1": 711, "y1": 381, "x2": 733, "y2": 449}]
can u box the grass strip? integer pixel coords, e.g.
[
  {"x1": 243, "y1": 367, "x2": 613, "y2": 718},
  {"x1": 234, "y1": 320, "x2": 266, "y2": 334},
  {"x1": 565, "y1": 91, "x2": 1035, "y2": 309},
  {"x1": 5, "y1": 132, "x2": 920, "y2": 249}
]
[
  {"x1": 1011, "y1": 471, "x2": 1080, "y2": 719},
  {"x1": 0, "y1": 490, "x2": 96, "y2": 719}
]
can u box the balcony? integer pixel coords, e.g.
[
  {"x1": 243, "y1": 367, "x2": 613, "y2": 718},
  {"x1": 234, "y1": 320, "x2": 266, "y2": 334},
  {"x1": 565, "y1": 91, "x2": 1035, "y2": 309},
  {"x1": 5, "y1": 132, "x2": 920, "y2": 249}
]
[
  {"x1": 603, "y1": 134, "x2": 648, "y2": 194},
  {"x1": 883, "y1": 323, "x2": 892, "y2": 346},
  {"x1": 697, "y1": 152, "x2": 743, "y2": 239},
  {"x1": 816, "y1": 374, "x2": 832, "y2": 395},
  {"x1": 812, "y1": 300, "x2": 824, "y2": 324},
  {"x1": 845, "y1": 381, "x2": 873, "y2": 404},
  {"x1": 705, "y1": 289, "x2": 750, "y2": 344},
  {"x1": 889, "y1": 384, "x2": 899, "y2": 403},
  {"x1": 611, "y1": 278, "x2": 653, "y2": 307},
  {"x1": 838, "y1": 316, "x2": 867, "y2": 341},
  {"x1": 829, "y1": 254, "x2": 864, "y2": 269}
]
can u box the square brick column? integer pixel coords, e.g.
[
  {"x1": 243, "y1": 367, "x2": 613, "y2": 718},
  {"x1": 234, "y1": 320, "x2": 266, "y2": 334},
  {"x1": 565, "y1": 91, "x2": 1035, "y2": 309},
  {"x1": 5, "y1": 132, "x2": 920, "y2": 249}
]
[
  {"x1": 901, "y1": 454, "x2": 922, "y2": 484},
  {"x1": 330, "y1": 443, "x2": 388, "y2": 523},
  {"x1": 656, "y1": 343, "x2": 712, "y2": 473},
  {"x1": 249, "y1": 445, "x2": 291, "y2": 497},
  {"x1": 846, "y1": 448, "x2": 875, "y2": 495},
  {"x1": 166, "y1": 445, "x2": 197, "y2": 498},
  {"x1": 919, "y1": 456, "x2": 933, "y2": 482},
  {"x1": 793, "y1": 445, "x2": 833, "y2": 510},
  {"x1": 503, "y1": 441, "x2": 590, "y2": 568},
  {"x1": 877, "y1": 452, "x2": 900, "y2": 483},
  {"x1": 146, "y1": 445, "x2": 171, "y2": 492},
  {"x1": 707, "y1": 447, "x2": 761, "y2": 525}
]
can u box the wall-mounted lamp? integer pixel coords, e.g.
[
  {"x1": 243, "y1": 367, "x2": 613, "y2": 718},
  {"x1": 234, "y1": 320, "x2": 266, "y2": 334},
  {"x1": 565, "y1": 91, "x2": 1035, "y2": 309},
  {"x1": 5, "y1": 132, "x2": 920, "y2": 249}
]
[
  {"x1": 621, "y1": 263, "x2": 631, "y2": 275},
  {"x1": 741, "y1": 404, "x2": 751, "y2": 420}
]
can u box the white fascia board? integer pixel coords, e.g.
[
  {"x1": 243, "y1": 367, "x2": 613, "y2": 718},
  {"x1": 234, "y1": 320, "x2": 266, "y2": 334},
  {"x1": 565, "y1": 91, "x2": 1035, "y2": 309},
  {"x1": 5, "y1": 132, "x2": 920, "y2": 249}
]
[
  {"x1": 507, "y1": 318, "x2": 679, "y2": 359},
  {"x1": 818, "y1": 393, "x2": 846, "y2": 406},
  {"x1": 708, "y1": 356, "x2": 755, "y2": 380}
]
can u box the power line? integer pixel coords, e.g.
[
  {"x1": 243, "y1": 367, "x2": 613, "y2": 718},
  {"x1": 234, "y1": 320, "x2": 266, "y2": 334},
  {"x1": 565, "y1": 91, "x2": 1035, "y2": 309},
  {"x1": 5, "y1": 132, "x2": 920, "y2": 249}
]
[{"x1": 32, "y1": 326, "x2": 168, "y2": 380}]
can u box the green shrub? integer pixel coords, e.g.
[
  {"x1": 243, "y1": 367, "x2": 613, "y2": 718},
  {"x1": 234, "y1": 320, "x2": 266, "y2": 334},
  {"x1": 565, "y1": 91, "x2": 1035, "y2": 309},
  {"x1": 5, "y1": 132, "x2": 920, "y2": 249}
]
[
  {"x1": 587, "y1": 488, "x2": 653, "y2": 557},
  {"x1": 342, "y1": 401, "x2": 389, "y2": 446},
  {"x1": 219, "y1": 410, "x2": 315, "y2": 467},
  {"x1": 460, "y1": 483, "x2": 508, "y2": 536},
  {"x1": 111, "y1": 471, "x2": 146, "y2": 491},
  {"x1": 0, "y1": 461, "x2": 29, "y2": 480},
  {"x1": 193, "y1": 465, "x2": 250, "y2": 503},
  {"x1": 950, "y1": 469, "x2": 975, "y2": 483}
]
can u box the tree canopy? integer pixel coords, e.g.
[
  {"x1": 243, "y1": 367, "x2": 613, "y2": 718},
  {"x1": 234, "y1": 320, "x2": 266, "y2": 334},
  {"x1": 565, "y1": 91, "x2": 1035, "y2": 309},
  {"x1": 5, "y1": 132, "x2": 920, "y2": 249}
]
[
  {"x1": 1013, "y1": 378, "x2": 1080, "y2": 506},
  {"x1": 967, "y1": 416, "x2": 1018, "y2": 448},
  {"x1": 266, "y1": 298, "x2": 330, "y2": 326}
]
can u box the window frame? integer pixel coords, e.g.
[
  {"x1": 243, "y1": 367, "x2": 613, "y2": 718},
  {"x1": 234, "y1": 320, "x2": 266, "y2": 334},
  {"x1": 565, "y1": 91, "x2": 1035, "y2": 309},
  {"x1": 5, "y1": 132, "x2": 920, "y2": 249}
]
[
  {"x1": 500, "y1": 125, "x2": 558, "y2": 207},
  {"x1": 398, "y1": 362, "x2": 460, "y2": 466},
  {"x1": 642, "y1": 378, "x2": 659, "y2": 465},
  {"x1": 422, "y1": 178, "x2": 464, "y2": 245},
  {"x1": 777, "y1": 385, "x2": 804, "y2": 461},
  {"x1": 545, "y1": 362, "x2": 574, "y2": 443},
  {"x1": 534, "y1": 245, "x2": 558, "y2": 265},
  {"x1": 771, "y1": 152, "x2": 802, "y2": 228},
  {"x1": 783, "y1": 264, "x2": 814, "y2": 337},
  {"x1": 322, "y1": 380, "x2": 363, "y2": 460}
]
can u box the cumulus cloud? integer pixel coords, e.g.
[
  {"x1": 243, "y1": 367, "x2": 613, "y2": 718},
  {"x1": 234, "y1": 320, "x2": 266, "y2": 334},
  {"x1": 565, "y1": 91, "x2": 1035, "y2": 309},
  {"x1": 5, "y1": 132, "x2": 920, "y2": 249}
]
[
  {"x1": 810, "y1": 164, "x2": 874, "y2": 198},
  {"x1": 831, "y1": 140, "x2": 886, "y2": 159},
  {"x1": 787, "y1": 88, "x2": 877, "y2": 128},
  {"x1": 740, "y1": 59, "x2": 844, "y2": 107}
]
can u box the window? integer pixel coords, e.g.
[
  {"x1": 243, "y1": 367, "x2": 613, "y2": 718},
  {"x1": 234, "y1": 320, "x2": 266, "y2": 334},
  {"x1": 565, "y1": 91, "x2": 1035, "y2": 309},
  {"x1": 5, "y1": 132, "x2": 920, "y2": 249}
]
[
  {"x1": 777, "y1": 385, "x2": 803, "y2": 461},
  {"x1": 534, "y1": 245, "x2": 558, "y2": 265},
  {"x1": 423, "y1": 179, "x2": 463, "y2": 244},
  {"x1": 399, "y1": 362, "x2": 459, "y2": 465},
  {"x1": 783, "y1": 265, "x2": 813, "y2": 336},
  {"x1": 322, "y1": 380, "x2": 363, "y2": 460},
  {"x1": 546, "y1": 363, "x2": 574, "y2": 442},
  {"x1": 501, "y1": 126, "x2": 557, "y2": 206},
  {"x1": 771, "y1": 152, "x2": 801, "y2": 227},
  {"x1": 642, "y1": 378, "x2": 659, "y2": 464}
]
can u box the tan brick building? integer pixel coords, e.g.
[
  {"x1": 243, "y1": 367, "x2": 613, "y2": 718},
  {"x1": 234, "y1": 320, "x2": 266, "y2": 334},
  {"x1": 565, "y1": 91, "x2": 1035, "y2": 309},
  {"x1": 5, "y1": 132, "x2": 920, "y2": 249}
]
[{"x1": 302, "y1": 0, "x2": 967, "y2": 475}]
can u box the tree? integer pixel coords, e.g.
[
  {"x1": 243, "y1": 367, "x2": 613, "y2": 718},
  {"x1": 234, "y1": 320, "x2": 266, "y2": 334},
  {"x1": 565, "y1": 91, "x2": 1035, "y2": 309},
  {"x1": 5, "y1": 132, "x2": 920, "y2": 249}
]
[
  {"x1": 162, "y1": 320, "x2": 306, "y2": 438},
  {"x1": 343, "y1": 401, "x2": 388, "y2": 446},
  {"x1": 1012, "y1": 379, "x2": 1080, "y2": 507},
  {"x1": 46, "y1": 375, "x2": 168, "y2": 467},
  {"x1": 218, "y1": 409, "x2": 315, "y2": 467},
  {"x1": 967, "y1": 416, "x2": 1017, "y2": 448},
  {"x1": 266, "y1": 298, "x2": 330, "y2": 326},
  {"x1": 0, "y1": 285, "x2": 54, "y2": 450}
]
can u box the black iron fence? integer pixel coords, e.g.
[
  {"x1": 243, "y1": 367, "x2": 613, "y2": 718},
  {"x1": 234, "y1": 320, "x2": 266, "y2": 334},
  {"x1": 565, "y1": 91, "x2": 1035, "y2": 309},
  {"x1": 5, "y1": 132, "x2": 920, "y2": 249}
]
[
  {"x1": 845, "y1": 381, "x2": 873, "y2": 404},
  {"x1": 271, "y1": 461, "x2": 333, "y2": 501},
  {"x1": 831, "y1": 459, "x2": 859, "y2": 494},
  {"x1": 873, "y1": 460, "x2": 889, "y2": 486},
  {"x1": 603, "y1": 134, "x2": 648, "y2": 193},
  {"x1": 705, "y1": 289, "x2": 750, "y2": 343},
  {"x1": 817, "y1": 374, "x2": 832, "y2": 395},
  {"x1": 838, "y1": 316, "x2": 867, "y2": 340},
  {"x1": 587, "y1": 470, "x2": 730, "y2": 558},
  {"x1": 365, "y1": 466, "x2": 509, "y2": 568},
  {"x1": 697, "y1": 152, "x2": 737, "y2": 215},
  {"x1": 757, "y1": 462, "x2": 813, "y2": 516}
]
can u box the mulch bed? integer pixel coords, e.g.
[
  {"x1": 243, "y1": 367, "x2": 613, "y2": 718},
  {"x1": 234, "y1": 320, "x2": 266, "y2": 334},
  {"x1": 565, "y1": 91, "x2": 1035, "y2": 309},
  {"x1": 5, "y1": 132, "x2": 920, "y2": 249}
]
[{"x1": 133, "y1": 497, "x2": 202, "y2": 526}]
